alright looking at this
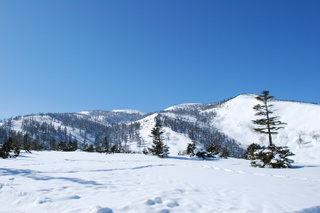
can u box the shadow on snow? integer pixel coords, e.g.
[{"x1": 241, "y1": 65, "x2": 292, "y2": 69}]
[{"x1": 0, "y1": 168, "x2": 102, "y2": 185}]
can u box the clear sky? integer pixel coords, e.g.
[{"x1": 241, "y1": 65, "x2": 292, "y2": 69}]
[{"x1": 1, "y1": 0, "x2": 319, "y2": 119}]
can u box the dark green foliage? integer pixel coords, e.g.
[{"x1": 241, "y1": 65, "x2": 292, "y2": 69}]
[
  {"x1": 57, "y1": 141, "x2": 67, "y2": 151},
  {"x1": 142, "y1": 147, "x2": 149, "y2": 155},
  {"x1": 148, "y1": 120, "x2": 169, "y2": 158},
  {"x1": 0, "y1": 137, "x2": 20, "y2": 159},
  {"x1": 29, "y1": 140, "x2": 43, "y2": 151},
  {"x1": 195, "y1": 150, "x2": 215, "y2": 159},
  {"x1": 205, "y1": 143, "x2": 220, "y2": 155},
  {"x1": 186, "y1": 142, "x2": 196, "y2": 156},
  {"x1": 101, "y1": 136, "x2": 110, "y2": 153},
  {"x1": 220, "y1": 147, "x2": 229, "y2": 159},
  {"x1": 57, "y1": 140, "x2": 77, "y2": 151},
  {"x1": 110, "y1": 144, "x2": 118, "y2": 153},
  {"x1": 23, "y1": 133, "x2": 32, "y2": 153},
  {"x1": 250, "y1": 145, "x2": 294, "y2": 168},
  {"x1": 84, "y1": 144, "x2": 94, "y2": 152},
  {"x1": 244, "y1": 143, "x2": 262, "y2": 160}
]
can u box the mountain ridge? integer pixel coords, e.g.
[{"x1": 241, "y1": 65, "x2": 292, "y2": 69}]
[{"x1": 1, "y1": 94, "x2": 319, "y2": 163}]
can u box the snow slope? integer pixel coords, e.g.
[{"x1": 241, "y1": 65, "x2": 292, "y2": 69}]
[
  {"x1": 1, "y1": 151, "x2": 320, "y2": 213},
  {"x1": 210, "y1": 94, "x2": 320, "y2": 164},
  {"x1": 130, "y1": 113, "x2": 193, "y2": 155}
]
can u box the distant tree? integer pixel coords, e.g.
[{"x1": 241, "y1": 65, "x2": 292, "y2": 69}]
[
  {"x1": 84, "y1": 144, "x2": 94, "y2": 152},
  {"x1": 101, "y1": 136, "x2": 110, "y2": 153},
  {"x1": 110, "y1": 144, "x2": 118, "y2": 153},
  {"x1": 82, "y1": 139, "x2": 89, "y2": 151},
  {"x1": 57, "y1": 141, "x2": 67, "y2": 151},
  {"x1": 205, "y1": 143, "x2": 220, "y2": 155},
  {"x1": 220, "y1": 147, "x2": 229, "y2": 159},
  {"x1": 195, "y1": 150, "x2": 215, "y2": 159},
  {"x1": 23, "y1": 133, "x2": 32, "y2": 153},
  {"x1": 148, "y1": 120, "x2": 169, "y2": 158},
  {"x1": 0, "y1": 137, "x2": 20, "y2": 159},
  {"x1": 68, "y1": 139, "x2": 78, "y2": 151},
  {"x1": 49, "y1": 137, "x2": 57, "y2": 150},
  {"x1": 185, "y1": 142, "x2": 196, "y2": 156}
]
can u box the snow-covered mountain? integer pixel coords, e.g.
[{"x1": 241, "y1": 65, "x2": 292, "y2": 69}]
[
  {"x1": 1, "y1": 94, "x2": 319, "y2": 163},
  {"x1": 209, "y1": 94, "x2": 320, "y2": 164}
]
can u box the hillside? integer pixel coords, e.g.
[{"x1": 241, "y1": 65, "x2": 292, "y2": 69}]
[
  {"x1": 210, "y1": 94, "x2": 320, "y2": 164},
  {"x1": 1, "y1": 94, "x2": 320, "y2": 163}
]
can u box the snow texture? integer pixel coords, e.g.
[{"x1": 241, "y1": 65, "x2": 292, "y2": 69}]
[{"x1": 1, "y1": 151, "x2": 320, "y2": 213}]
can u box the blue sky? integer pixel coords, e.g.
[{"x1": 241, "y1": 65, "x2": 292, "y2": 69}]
[{"x1": 1, "y1": 0, "x2": 319, "y2": 119}]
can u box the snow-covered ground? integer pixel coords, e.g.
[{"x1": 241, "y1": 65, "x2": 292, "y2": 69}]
[{"x1": 1, "y1": 151, "x2": 320, "y2": 213}]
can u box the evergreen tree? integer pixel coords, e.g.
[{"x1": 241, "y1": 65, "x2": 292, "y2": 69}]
[
  {"x1": 252, "y1": 91, "x2": 286, "y2": 147},
  {"x1": 23, "y1": 133, "x2": 32, "y2": 153},
  {"x1": 244, "y1": 143, "x2": 262, "y2": 160},
  {"x1": 101, "y1": 136, "x2": 109, "y2": 153},
  {"x1": 251, "y1": 91, "x2": 294, "y2": 168},
  {"x1": 0, "y1": 137, "x2": 20, "y2": 159},
  {"x1": 220, "y1": 147, "x2": 229, "y2": 159},
  {"x1": 148, "y1": 120, "x2": 169, "y2": 158},
  {"x1": 250, "y1": 146, "x2": 294, "y2": 168},
  {"x1": 205, "y1": 143, "x2": 220, "y2": 155},
  {"x1": 186, "y1": 142, "x2": 196, "y2": 156}
]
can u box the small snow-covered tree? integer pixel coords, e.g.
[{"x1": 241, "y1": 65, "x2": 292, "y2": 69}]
[
  {"x1": 244, "y1": 143, "x2": 262, "y2": 160},
  {"x1": 148, "y1": 119, "x2": 169, "y2": 158},
  {"x1": 250, "y1": 146, "x2": 294, "y2": 168},
  {"x1": 205, "y1": 143, "x2": 220, "y2": 155}
]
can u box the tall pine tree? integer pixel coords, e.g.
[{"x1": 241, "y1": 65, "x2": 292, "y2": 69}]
[
  {"x1": 148, "y1": 119, "x2": 169, "y2": 158},
  {"x1": 250, "y1": 91, "x2": 294, "y2": 168},
  {"x1": 252, "y1": 91, "x2": 286, "y2": 147}
]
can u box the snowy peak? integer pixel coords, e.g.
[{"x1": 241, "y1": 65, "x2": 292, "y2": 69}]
[
  {"x1": 75, "y1": 110, "x2": 146, "y2": 126},
  {"x1": 110, "y1": 109, "x2": 145, "y2": 115},
  {"x1": 164, "y1": 103, "x2": 202, "y2": 112}
]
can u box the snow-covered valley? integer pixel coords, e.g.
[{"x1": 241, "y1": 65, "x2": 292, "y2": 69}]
[{"x1": 1, "y1": 151, "x2": 320, "y2": 213}]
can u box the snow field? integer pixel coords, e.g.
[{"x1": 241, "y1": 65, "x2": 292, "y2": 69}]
[{"x1": 1, "y1": 151, "x2": 320, "y2": 213}]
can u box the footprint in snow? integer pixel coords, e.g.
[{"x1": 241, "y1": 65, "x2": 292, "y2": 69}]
[
  {"x1": 97, "y1": 208, "x2": 113, "y2": 213},
  {"x1": 154, "y1": 197, "x2": 163, "y2": 204},
  {"x1": 158, "y1": 209, "x2": 170, "y2": 213},
  {"x1": 145, "y1": 199, "x2": 156, "y2": 205},
  {"x1": 90, "y1": 206, "x2": 113, "y2": 213},
  {"x1": 37, "y1": 197, "x2": 52, "y2": 204},
  {"x1": 165, "y1": 200, "x2": 179, "y2": 208}
]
